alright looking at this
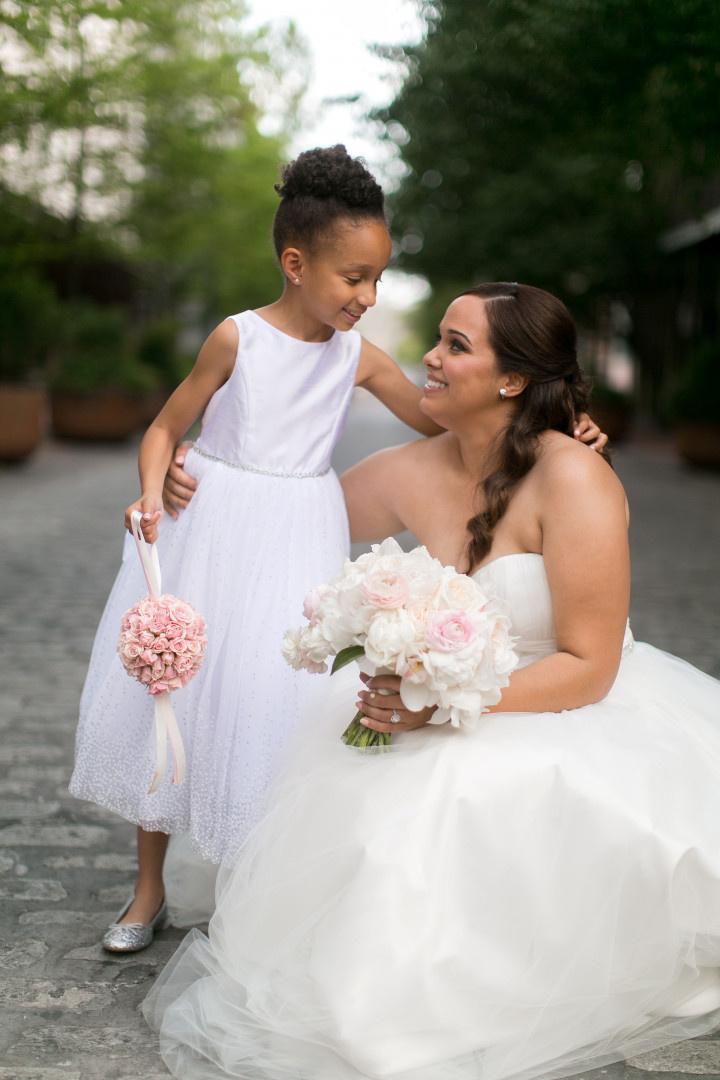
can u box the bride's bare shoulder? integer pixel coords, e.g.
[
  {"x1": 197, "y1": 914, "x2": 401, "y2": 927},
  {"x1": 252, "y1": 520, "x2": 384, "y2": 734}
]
[{"x1": 535, "y1": 430, "x2": 625, "y2": 501}]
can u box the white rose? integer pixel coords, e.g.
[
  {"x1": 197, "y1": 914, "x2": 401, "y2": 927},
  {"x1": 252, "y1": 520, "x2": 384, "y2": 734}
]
[
  {"x1": 421, "y1": 643, "x2": 486, "y2": 691},
  {"x1": 282, "y1": 628, "x2": 308, "y2": 671},
  {"x1": 433, "y1": 570, "x2": 490, "y2": 613},
  {"x1": 363, "y1": 609, "x2": 420, "y2": 670}
]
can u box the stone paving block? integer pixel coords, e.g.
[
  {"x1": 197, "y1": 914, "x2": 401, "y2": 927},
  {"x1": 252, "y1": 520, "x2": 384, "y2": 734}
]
[
  {"x1": 0, "y1": 824, "x2": 109, "y2": 847},
  {"x1": 18, "y1": 909, "x2": 117, "y2": 928},
  {"x1": 627, "y1": 1039, "x2": 720, "y2": 1074},
  {"x1": 0, "y1": 1070, "x2": 82, "y2": 1080},
  {"x1": 0, "y1": 878, "x2": 68, "y2": 901},
  {"x1": 0, "y1": 977, "x2": 115, "y2": 1011}
]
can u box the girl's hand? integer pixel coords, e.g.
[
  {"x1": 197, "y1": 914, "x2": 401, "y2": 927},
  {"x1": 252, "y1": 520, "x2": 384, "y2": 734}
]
[
  {"x1": 356, "y1": 672, "x2": 436, "y2": 733},
  {"x1": 124, "y1": 494, "x2": 163, "y2": 543},
  {"x1": 574, "y1": 413, "x2": 608, "y2": 452},
  {"x1": 163, "y1": 442, "x2": 197, "y2": 518}
]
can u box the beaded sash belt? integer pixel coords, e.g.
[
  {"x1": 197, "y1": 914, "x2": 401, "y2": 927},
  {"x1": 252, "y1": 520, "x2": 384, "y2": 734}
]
[{"x1": 192, "y1": 443, "x2": 331, "y2": 479}]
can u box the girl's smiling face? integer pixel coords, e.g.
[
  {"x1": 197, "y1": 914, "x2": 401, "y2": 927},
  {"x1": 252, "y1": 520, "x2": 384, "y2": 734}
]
[{"x1": 285, "y1": 218, "x2": 392, "y2": 333}]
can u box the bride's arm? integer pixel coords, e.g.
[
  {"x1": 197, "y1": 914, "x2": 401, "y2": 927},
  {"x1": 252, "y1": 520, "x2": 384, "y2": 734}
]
[{"x1": 488, "y1": 445, "x2": 630, "y2": 713}]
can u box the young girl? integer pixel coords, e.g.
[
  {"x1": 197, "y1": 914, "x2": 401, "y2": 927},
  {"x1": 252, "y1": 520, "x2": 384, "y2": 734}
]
[{"x1": 70, "y1": 146, "x2": 604, "y2": 951}]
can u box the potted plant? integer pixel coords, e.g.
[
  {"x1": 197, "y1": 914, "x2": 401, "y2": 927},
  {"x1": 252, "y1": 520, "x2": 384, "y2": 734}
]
[
  {"x1": 668, "y1": 341, "x2": 720, "y2": 469},
  {"x1": 0, "y1": 268, "x2": 54, "y2": 462},
  {"x1": 49, "y1": 303, "x2": 158, "y2": 441},
  {"x1": 588, "y1": 379, "x2": 635, "y2": 443}
]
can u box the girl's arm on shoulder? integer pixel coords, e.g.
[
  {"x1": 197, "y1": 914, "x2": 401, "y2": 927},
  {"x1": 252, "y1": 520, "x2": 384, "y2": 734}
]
[
  {"x1": 489, "y1": 444, "x2": 630, "y2": 713},
  {"x1": 356, "y1": 338, "x2": 444, "y2": 437},
  {"x1": 126, "y1": 319, "x2": 237, "y2": 540},
  {"x1": 341, "y1": 442, "x2": 418, "y2": 543},
  {"x1": 355, "y1": 338, "x2": 608, "y2": 450}
]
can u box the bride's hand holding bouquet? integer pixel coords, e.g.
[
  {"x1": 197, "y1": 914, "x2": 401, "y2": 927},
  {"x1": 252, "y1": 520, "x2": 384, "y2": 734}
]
[{"x1": 283, "y1": 538, "x2": 518, "y2": 748}]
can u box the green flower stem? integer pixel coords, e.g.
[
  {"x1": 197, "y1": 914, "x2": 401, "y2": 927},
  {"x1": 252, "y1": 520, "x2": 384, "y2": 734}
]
[{"x1": 342, "y1": 710, "x2": 391, "y2": 750}]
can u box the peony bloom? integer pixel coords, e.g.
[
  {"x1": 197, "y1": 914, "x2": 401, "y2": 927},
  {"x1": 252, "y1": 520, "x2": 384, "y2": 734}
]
[{"x1": 426, "y1": 611, "x2": 480, "y2": 652}]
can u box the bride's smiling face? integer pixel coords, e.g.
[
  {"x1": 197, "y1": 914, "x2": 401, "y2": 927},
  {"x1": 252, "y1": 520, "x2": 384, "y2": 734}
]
[{"x1": 420, "y1": 295, "x2": 513, "y2": 425}]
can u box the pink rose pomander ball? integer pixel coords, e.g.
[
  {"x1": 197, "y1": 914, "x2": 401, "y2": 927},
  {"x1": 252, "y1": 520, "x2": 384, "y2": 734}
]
[{"x1": 118, "y1": 594, "x2": 208, "y2": 696}]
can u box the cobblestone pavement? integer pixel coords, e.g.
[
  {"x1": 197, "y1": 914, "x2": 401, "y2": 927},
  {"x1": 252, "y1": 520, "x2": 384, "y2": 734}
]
[{"x1": 1, "y1": 402, "x2": 719, "y2": 1080}]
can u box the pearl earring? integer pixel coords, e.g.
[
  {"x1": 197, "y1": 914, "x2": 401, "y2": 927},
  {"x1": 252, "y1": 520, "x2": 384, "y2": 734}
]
[
  {"x1": 499, "y1": 388, "x2": 508, "y2": 400},
  {"x1": 294, "y1": 278, "x2": 301, "y2": 285}
]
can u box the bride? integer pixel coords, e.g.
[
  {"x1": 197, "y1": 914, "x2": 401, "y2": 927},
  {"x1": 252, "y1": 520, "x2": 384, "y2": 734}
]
[{"x1": 144, "y1": 282, "x2": 720, "y2": 1080}]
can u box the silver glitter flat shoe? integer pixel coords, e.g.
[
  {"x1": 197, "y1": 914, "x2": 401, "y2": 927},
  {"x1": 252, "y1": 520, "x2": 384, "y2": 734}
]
[{"x1": 102, "y1": 895, "x2": 168, "y2": 953}]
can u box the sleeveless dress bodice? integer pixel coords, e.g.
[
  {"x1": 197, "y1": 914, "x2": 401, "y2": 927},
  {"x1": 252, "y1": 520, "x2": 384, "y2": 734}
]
[
  {"x1": 474, "y1": 552, "x2": 634, "y2": 666},
  {"x1": 195, "y1": 310, "x2": 361, "y2": 477}
]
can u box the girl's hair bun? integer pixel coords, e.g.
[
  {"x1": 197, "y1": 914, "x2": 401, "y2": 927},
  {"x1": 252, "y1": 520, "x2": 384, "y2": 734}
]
[
  {"x1": 272, "y1": 145, "x2": 385, "y2": 255},
  {"x1": 275, "y1": 145, "x2": 383, "y2": 211}
]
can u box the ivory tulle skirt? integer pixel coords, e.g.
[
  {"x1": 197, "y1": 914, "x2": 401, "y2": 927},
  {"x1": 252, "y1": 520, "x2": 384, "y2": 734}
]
[
  {"x1": 70, "y1": 448, "x2": 349, "y2": 863},
  {"x1": 144, "y1": 642, "x2": 720, "y2": 1080}
]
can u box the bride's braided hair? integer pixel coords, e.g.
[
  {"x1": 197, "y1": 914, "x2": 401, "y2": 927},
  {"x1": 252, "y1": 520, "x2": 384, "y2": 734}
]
[
  {"x1": 273, "y1": 145, "x2": 385, "y2": 256},
  {"x1": 463, "y1": 283, "x2": 606, "y2": 573}
]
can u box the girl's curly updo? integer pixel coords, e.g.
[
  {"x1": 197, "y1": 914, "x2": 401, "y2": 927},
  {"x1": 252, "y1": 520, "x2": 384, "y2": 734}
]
[
  {"x1": 462, "y1": 282, "x2": 607, "y2": 573},
  {"x1": 272, "y1": 145, "x2": 386, "y2": 256}
]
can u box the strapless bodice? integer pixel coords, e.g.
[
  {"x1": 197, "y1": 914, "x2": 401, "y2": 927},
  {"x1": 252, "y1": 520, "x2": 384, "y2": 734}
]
[{"x1": 474, "y1": 553, "x2": 633, "y2": 667}]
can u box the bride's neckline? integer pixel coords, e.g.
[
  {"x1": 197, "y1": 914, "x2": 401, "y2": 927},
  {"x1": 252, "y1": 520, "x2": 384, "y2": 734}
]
[{"x1": 472, "y1": 551, "x2": 544, "y2": 578}]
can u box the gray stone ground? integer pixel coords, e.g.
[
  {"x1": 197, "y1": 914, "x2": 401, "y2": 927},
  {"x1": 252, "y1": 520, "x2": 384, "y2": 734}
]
[{"x1": 1, "y1": 397, "x2": 719, "y2": 1080}]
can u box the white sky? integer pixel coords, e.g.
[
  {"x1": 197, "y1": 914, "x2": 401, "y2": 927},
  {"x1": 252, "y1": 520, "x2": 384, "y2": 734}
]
[{"x1": 246, "y1": 0, "x2": 429, "y2": 309}]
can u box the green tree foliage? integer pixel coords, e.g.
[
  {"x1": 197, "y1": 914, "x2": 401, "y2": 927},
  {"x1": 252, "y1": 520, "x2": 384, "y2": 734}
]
[
  {"x1": 381, "y1": 0, "x2": 720, "y2": 328},
  {"x1": 0, "y1": 0, "x2": 304, "y2": 322}
]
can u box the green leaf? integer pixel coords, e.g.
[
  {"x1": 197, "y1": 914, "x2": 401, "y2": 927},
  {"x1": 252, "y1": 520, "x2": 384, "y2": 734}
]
[{"x1": 331, "y1": 646, "x2": 365, "y2": 675}]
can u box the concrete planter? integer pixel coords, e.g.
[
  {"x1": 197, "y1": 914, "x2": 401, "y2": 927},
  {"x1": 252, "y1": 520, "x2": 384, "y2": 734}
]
[
  {"x1": 50, "y1": 390, "x2": 144, "y2": 441},
  {"x1": 0, "y1": 384, "x2": 48, "y2": 462},
  {"x1": 674, "y1": 423, "x2": 720, "y2": 469}
]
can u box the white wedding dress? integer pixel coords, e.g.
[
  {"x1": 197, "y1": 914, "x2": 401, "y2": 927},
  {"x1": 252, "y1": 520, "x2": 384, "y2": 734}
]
[{"x1": 144, "y1": 553, "x2": 720, "y2": 1080}]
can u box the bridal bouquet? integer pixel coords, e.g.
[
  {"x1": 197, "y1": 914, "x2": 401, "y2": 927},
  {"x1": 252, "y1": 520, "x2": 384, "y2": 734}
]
[
  {"x1": 118, "y1": 512, "x2": 207, "y2": 792},
  {"x1": 283, "y1": 538, "x2": 518, "y2": 748}
]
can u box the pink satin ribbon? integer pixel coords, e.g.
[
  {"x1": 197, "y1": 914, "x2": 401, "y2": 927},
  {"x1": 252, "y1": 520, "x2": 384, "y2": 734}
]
[{"x1": 130, "y1": 511, "x2": 187, "y2": 793}]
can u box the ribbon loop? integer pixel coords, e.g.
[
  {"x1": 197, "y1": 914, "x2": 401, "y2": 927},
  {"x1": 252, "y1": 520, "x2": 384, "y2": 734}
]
[{"x1": 130, "y1": 510, "x2": 162, "y2": 599}]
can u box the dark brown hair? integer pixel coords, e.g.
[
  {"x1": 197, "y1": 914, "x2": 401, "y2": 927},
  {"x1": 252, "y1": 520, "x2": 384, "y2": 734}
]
[
  {"x1": 272, "y1": 145, "x2": 385, "y2": 257},
  {"x1": 461, "y1": 282, "x2": 603, "y2": 572}
]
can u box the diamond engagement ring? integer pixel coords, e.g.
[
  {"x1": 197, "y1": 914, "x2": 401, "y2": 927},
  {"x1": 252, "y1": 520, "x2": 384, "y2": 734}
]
[{"x1": 390, "y1": 710, "x2": 401, "y2": 725}]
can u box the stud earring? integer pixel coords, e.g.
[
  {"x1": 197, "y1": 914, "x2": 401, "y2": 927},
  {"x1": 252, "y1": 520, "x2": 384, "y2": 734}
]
[
  {"x1": 294, "y1": 277, "x2": 301, "y2": 285},
  {"x1": 499, "y1": 387, "x2": 508, "y2": 400}
]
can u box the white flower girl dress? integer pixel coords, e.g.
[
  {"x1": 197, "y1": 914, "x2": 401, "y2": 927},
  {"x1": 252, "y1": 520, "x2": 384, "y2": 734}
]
[
  {"x1": 145, "y1": 552, "x2": 720, "y2": 1080},
  {"x1": 71, "y1": 310, "x2": 361, "y2": 864}
]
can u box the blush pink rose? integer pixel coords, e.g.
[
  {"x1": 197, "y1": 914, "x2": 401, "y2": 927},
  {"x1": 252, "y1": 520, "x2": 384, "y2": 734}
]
[
  {"x1": 165, "y1": 623, "x2": 185, "y2": 641},
  {"x1": 426, "y1": 611, "x2": 479, "y2": 652},
  {"x1": 169, "y1": 600, "x2": 194, "y2": 625},
  {"x1": 139, "y1": 630, "x2": 155, "y2": 647},
  {"x1": 302, "y1": 585, "x2": 329, "y2": 624},
  {"x1": 362, "y1": 571, "x2": 410, "y2": 610},
  {"x1": 170, "y1": 637, "x2": 188, "y2": 654}
]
